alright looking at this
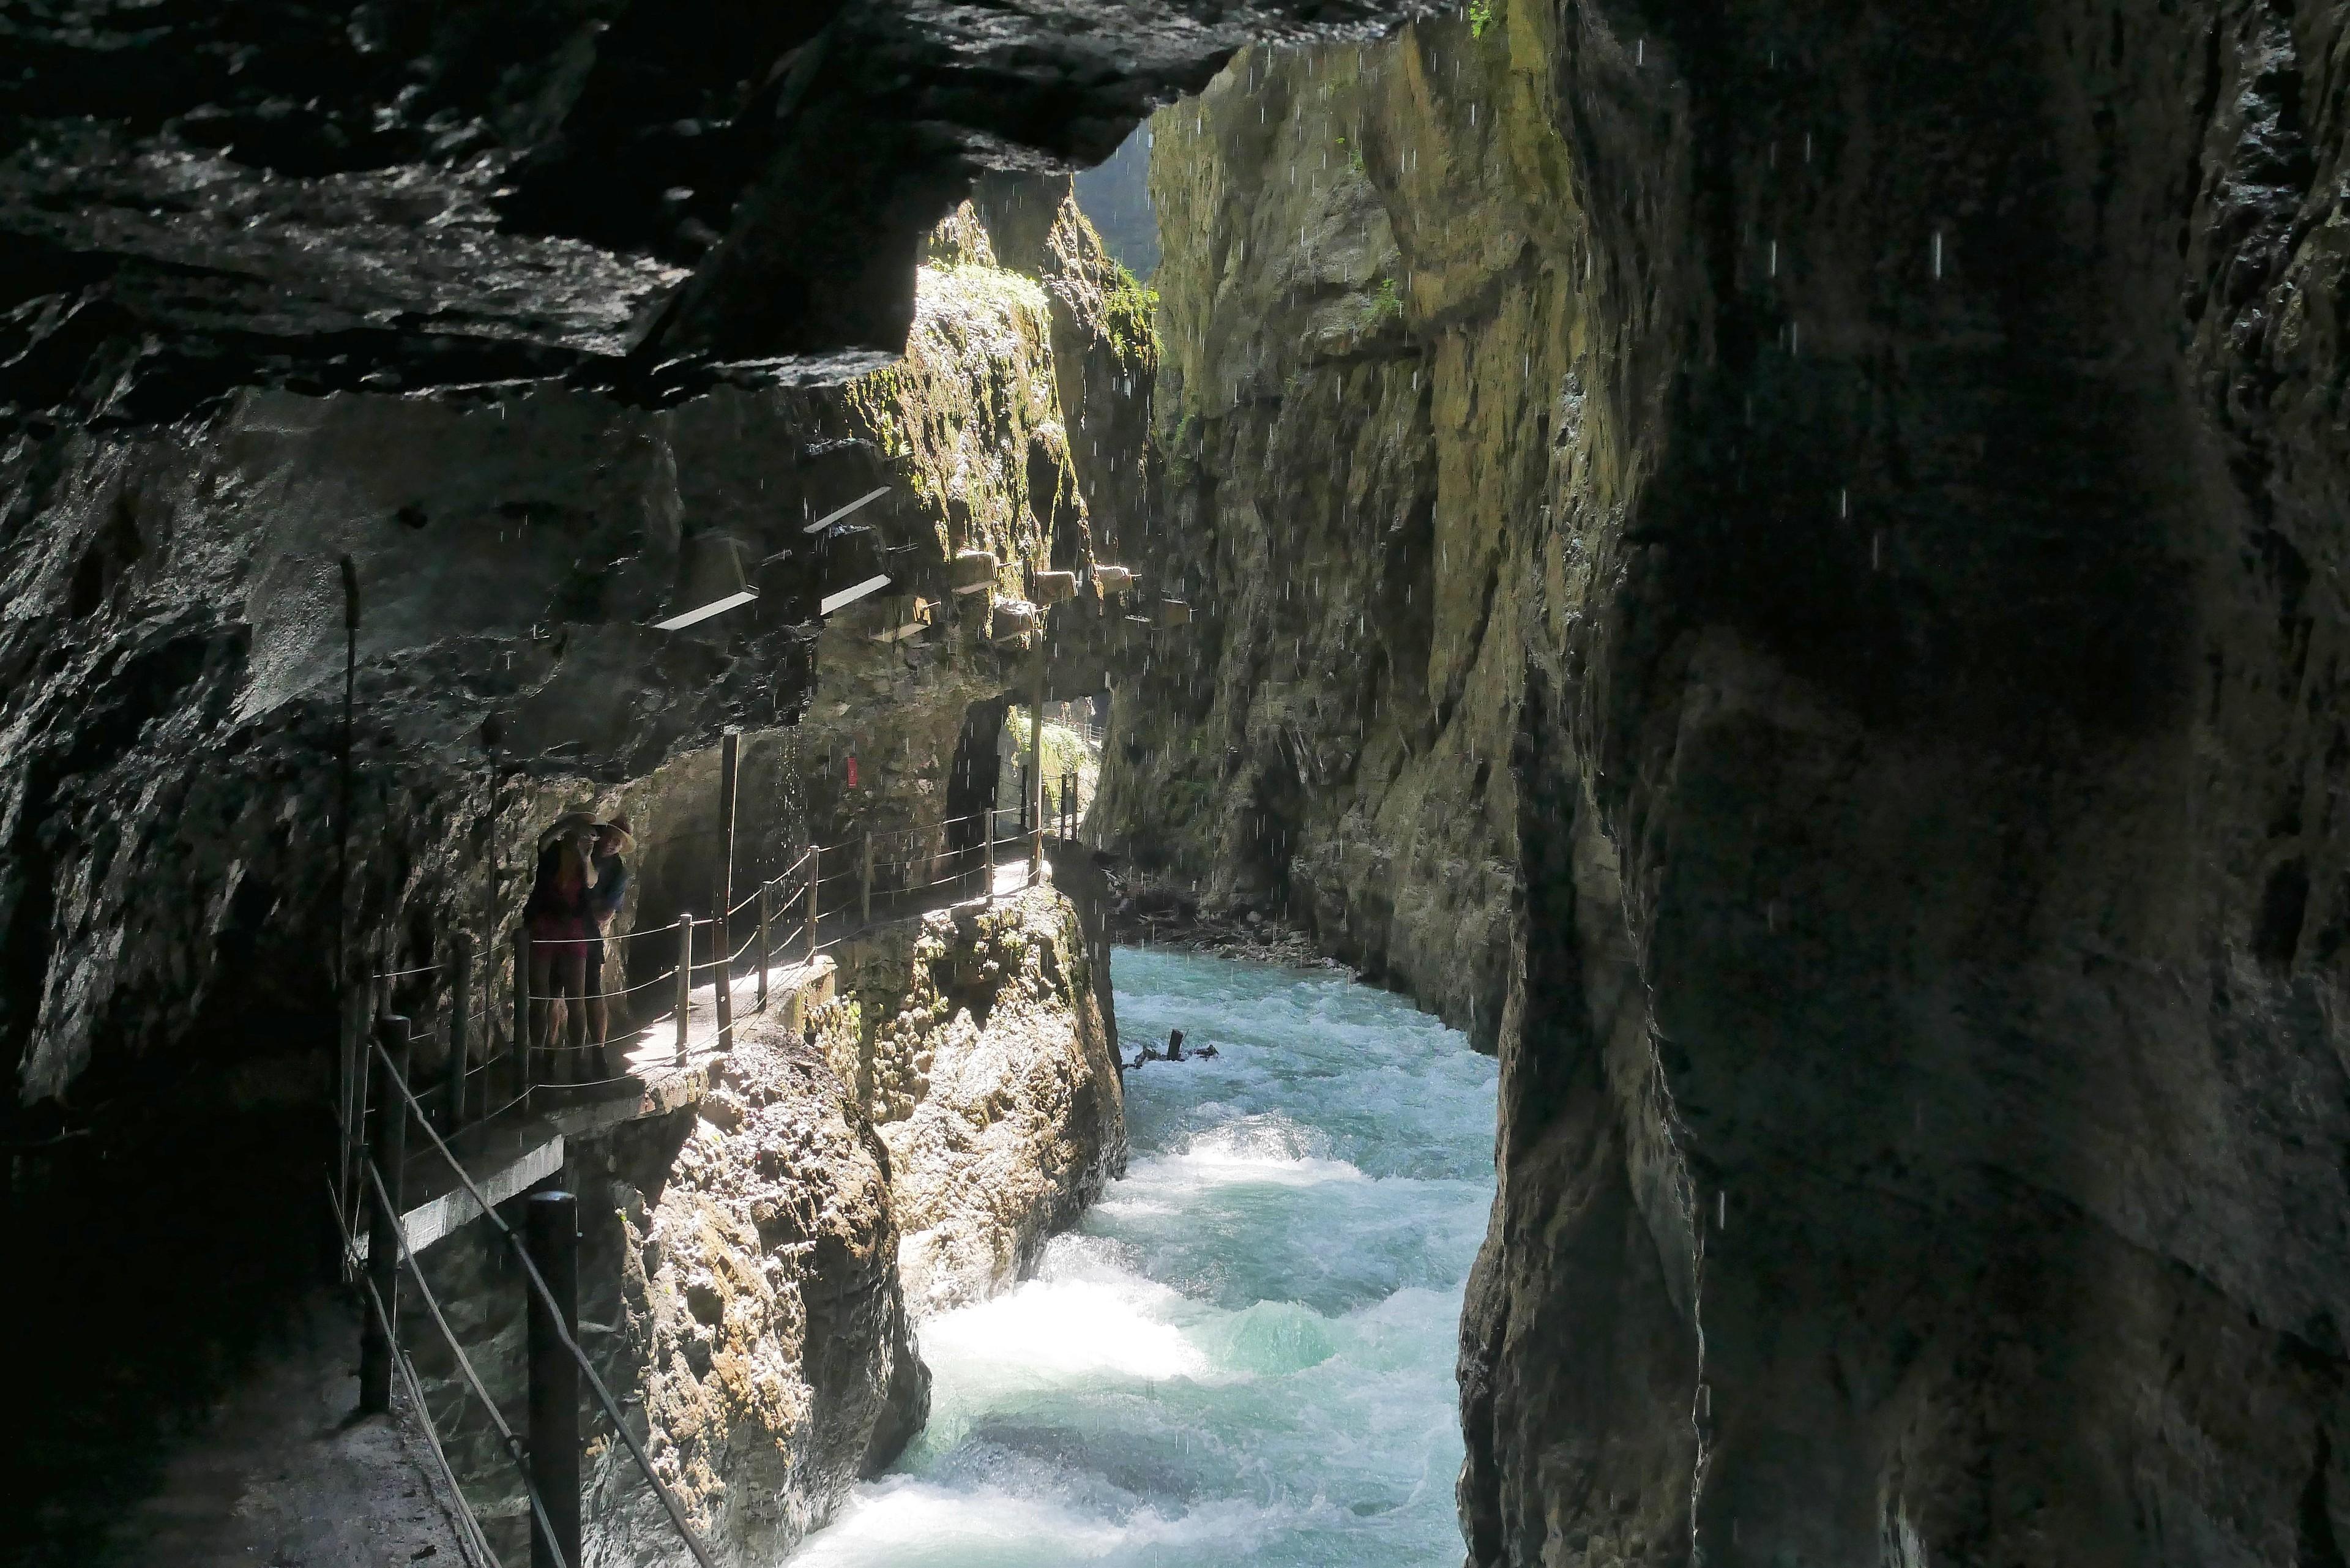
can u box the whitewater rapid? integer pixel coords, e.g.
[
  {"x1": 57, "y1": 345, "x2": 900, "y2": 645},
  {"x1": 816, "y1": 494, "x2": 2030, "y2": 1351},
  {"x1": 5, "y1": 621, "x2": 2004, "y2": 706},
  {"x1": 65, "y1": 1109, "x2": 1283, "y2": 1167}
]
[{"x1": 791, "y1": 947, "x2": 1498, "y2": 1567}]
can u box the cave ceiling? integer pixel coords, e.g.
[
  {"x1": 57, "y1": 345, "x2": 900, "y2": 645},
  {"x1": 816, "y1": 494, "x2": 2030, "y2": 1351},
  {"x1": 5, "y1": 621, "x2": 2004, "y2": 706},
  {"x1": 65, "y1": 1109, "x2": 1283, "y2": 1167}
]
[{"x1": 0, "y1": 0, "x2": 1431, "y2": 427}]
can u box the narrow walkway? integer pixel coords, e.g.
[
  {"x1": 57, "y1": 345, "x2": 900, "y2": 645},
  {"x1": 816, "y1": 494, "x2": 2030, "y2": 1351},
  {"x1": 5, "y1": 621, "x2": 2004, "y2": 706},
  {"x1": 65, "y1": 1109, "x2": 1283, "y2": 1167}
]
[
  {"x1": 364, "y1": 857, "x2": 1053, "y2": 1267},
  {"x1": 99, "y1": 1291, "x2": 469, "y2": 1568}
]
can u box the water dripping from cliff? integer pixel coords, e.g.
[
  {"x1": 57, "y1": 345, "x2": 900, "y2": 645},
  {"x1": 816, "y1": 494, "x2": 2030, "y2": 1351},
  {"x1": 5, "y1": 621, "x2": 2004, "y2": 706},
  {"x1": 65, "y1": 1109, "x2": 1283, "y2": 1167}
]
[{"x1": 794, "y1": 948, "x2": 1496, "y2": 1566}]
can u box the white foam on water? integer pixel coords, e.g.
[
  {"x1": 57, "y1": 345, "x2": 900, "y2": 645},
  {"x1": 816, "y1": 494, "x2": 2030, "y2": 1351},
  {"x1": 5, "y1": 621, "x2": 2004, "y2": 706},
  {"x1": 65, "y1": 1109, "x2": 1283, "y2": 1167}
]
[
  {"x1": 920, "y1": 1272, "x2": 1208, "y2": 1389},
  {"x1": 789, "y1": 949, "x2": 1498, "y2": 1567}
]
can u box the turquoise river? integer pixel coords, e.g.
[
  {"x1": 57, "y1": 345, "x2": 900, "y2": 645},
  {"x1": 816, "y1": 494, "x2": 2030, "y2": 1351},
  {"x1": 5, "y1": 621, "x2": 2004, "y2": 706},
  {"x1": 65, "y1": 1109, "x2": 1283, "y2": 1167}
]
[{"x1": 793, "y1": 946, "x2": 1501, "y2": 1567}]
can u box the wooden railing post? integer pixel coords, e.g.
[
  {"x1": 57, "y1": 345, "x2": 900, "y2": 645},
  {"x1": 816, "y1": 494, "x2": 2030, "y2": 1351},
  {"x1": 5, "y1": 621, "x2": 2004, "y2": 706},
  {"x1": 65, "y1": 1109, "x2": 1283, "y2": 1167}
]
[
  {"x1": 674, "y1": 914, "x2": 693, "y2": 1064},
  {"x1": 861, "y1": 833, "x2": 874, "y2": 927},
  {"x1": 756, "y1": 880, "x2": 770, "y2": 1011},
  {"x1": 359, "y1": 1015, "x2": 410, "y2": 1415},
  {"x1": 447, "y1": 931, "x2": 473, "y2": 1128},
  {"x1": 983, "y1": 808, "x2": 996, "y2": 905},
  {"x1": 512, "y1": 928, "x2": 532, "y2": 1097},
  {"x1": 714, "y1": 731, "x2": 738, "y2": 1048},
  {"x1": 524, "y1": 1190, "x2": 581, "y2": 1568},
  {"x1": 804, "y1": 845, "x2": 819, "y2": 960}
]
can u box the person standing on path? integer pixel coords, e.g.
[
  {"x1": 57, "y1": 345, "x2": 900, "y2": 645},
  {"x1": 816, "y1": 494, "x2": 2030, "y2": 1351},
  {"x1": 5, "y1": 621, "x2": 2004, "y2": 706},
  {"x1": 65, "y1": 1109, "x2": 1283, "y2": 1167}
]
[
  {"x1": 524, "y1": 813, "x2": 597, "y2": 1080},
  {"x1": 584, "y1": 816, "x2": 633, "y2": 1073}
]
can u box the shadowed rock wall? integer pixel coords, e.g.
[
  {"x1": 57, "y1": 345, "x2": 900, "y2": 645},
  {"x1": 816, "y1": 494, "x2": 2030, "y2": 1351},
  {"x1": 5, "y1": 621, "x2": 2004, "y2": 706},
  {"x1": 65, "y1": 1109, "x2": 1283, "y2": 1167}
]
[{"x1": 1108, "y1": 7, "x2": 2350, "y2": 1562}]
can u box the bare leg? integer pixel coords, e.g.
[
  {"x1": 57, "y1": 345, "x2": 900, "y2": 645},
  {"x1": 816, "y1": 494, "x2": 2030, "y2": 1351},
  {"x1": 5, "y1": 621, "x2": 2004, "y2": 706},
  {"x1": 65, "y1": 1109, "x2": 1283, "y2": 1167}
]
[
  {"x1": 586, "y1": 946, "x2": 610, "y2": 1072},
  {"x1": 528, "y1": 941, "x2": 556, "y2": 1064},
  {"x1": 558, "y1": 949, "x2": 589, "y2": 1079}
]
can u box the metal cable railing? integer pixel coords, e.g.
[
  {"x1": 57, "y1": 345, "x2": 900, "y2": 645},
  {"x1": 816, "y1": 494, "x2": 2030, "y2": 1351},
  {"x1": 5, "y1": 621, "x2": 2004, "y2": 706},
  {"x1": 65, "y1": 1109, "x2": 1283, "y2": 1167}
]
[
  {"x1": 332, "y1": 791, "x2": 1070, "y2": 1564},
  {"x1": 355, "y1": 809, "x2": 1052, "y2": 1146},
  {"x1": 357, "y1": 1023, "x2": 723, "y2": 1568}
]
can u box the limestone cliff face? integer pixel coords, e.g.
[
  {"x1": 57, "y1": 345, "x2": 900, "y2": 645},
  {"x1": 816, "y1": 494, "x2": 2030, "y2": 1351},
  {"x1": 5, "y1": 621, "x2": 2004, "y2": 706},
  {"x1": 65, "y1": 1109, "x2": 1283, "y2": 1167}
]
[
  {"x1": 816, "y1": 883, "x2": 1125, "y2": 1315},
  {"x1": 1125, "y1": 11, "x2": 2350, "y2": 1564},
  {"x1": 1092, "y1": 41, "x2": 1527, "y2": 1045},
  {"x1": 788, "y1": 195, "x2": 1152, "y2": 861},
  {"x1": 411, "y1": 1026, "x2": 927, "y2": 1568},
  {"x1": 0, "y1": 383, "x2": 841, "y2": 1114},
  {"x1": 0, "y1": 195, "x2": 1148, "y2": 1130},
  {"x1": 414, "y1": 879, "x2": 1120, "y2": 1564},
  {"x1": 586, "y1": 1019, "x2": 925, "y2": 1568}
]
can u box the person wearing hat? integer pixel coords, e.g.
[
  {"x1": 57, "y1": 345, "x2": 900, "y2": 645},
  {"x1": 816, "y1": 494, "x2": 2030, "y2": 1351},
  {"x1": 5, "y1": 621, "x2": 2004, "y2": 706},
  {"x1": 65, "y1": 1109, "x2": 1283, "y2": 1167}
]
[
  {"x1": 584, "y1": 815, "x2": 633, "y2": 1069},
  {"x1": 524, "y1": 812, "x2": 600, "y2": 1078}
]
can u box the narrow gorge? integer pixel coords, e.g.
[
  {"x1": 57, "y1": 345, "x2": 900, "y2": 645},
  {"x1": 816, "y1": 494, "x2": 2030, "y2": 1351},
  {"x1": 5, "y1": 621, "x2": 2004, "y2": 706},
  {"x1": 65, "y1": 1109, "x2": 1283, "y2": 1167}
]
[{"x1": 10, "y1": 1, "x2": 2350, "y2": 1566}]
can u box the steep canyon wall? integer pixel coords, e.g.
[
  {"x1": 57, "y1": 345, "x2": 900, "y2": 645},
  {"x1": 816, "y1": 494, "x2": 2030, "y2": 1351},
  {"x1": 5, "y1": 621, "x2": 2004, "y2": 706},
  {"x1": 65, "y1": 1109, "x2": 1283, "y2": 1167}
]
[{"x1": 1119, "y1": 10, "x2": 2350, "y2": 1564}]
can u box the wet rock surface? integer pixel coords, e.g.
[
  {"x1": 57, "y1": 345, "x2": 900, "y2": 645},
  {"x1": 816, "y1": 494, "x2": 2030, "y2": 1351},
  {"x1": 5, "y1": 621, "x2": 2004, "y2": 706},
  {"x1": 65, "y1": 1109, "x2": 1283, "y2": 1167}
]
[
  {"x1": 1124, "y1": 9, "x2": 2350, "y2": 1563},
  {"x1": 818, "y1": 883, "x2": 1125, "y2": 1315},
  {"x1": 1090, "y1": 41, "x2": 1519, "y2": 1048},
  {"x1": 0, "y1": 0, "x2": 1433, "y2": 423},
  {"x1": 406, "y1": 1014, "x2": 928, "y2": 1568},
  {"x1": 589, "y1": 1019, "x2": 928, "y2": 1568},
  {"x1": 405, "y1": 882, "x2": 1121, "y2": 1566}
]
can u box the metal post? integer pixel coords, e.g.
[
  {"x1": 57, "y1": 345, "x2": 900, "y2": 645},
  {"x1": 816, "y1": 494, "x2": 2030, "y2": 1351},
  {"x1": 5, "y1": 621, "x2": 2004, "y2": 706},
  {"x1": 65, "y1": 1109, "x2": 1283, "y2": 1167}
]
[
  {"x1": 359, "y1": 1015, "x2": 410, "y2": 1416},
  {"x1": 756, "y1": 881, "x2": 770, "y2": 1011},
  {"x1": 448, "y1": 931, "x2": 473, "y2": 1128},
  {"x1": 674, "y1": 913, "x2": 693, "y2": 1063},
  {"x1": 1028, "y1": 627, "x2": 1048, "y2": 877},
  {"x1": 333, "y1": 556, "x2": 360, "y2": 1262},
  {"x1": 983, "y1": 806, "x2": 996, "y2": 905},
  {"x1": 513, "y1": 928, "x2": 532, "y2": 1096},
  {"x1": 804, "y1": 845, "x2": 819, "y2": 960},
  {"x1": 714, "y1": 731, "x2": 738, "y2": 1047},
  {"x1": 861, "y1": 833, "x2": 873, "y2": 927},
  {"x1": 524, "y1": 1190, "x2": 581, "y2": 1568}
]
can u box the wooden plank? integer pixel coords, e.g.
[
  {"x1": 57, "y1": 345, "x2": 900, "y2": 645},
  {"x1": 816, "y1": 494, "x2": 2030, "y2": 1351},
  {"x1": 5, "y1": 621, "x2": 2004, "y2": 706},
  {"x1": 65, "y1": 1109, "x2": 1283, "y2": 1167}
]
[
  {"x1": 804, "y1": 487, "x2": 891, "y2": 534},
  {"x1": 820, "y1": 574, "x2": 891, "y2": 615},
  {"x1": 653, "y1": 589, "x2": 758, "y2": 632}
]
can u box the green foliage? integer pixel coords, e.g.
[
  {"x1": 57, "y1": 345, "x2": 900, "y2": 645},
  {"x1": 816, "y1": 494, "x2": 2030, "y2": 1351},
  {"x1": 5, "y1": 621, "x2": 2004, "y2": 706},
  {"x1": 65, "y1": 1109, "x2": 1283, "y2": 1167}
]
[
  {"x1": 1162, "y1": 409, "x2": 1203, "y2": 488},
  {"x1": 1005, "y1": 711, "x2": 1099, "y2": 785},
  {"x1": 1101, "y1": 259, "x2": 1162, "y2": 365},
  {"x1": 1337, "y1": 135, "x2": 1367, "y2": 178},
  {"x1": 1359, "y1": 276, "x2": 1404, "y2": 332},
  {"x1": 1468, "y1": 0, "x2": 1496, "y2": 37}
]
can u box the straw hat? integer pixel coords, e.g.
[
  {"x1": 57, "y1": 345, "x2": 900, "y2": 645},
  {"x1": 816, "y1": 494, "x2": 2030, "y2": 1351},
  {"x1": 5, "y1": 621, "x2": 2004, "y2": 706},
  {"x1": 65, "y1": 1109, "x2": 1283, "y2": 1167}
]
[
  {"x1": 595, "y1": 813, "x2": 635, "y2": 853},
  {"x1": 538, "y1": 810, "x2": 600, "y2": 850}
]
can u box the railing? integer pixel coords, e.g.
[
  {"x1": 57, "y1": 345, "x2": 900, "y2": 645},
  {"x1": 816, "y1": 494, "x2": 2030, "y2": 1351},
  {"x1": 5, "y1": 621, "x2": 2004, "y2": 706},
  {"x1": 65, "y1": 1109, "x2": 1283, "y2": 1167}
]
[
  {"x1": 329, "y1": 798, "x2": 1076, "y2": 1566},
  {"x1": 330, "y1": 1016, "x2": 722, "y2": 1568},
  {"x1": 345, "y1": 801, "x2": 1058, "y2": 1144}
]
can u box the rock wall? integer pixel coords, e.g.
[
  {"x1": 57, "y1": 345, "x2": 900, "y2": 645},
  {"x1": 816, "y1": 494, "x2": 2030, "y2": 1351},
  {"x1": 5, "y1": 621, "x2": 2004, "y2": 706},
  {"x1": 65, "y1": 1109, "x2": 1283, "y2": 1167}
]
[
  {"x1": 1125, "y1": 8, "x2": 2350, "y2": 1562},
  {"x1": 1091, "y1": 40, "x2": 1529, "y2": 1044},
  {"x1": 788, "y1": 193, "x2": 1154, "y2": 862},
  {"x1": 816, "y1": 882, "x2": 1125, "y2": 1314},
  {"x1": 407, "y1": 1030, "x2": 927, "y2": 1568},
  {"x1": 414, "y1": 879, "x2": 1118, "y2": 1564},
  {"x1": 583, "y1": 1021, "x2": 925, "y2": 1568}
]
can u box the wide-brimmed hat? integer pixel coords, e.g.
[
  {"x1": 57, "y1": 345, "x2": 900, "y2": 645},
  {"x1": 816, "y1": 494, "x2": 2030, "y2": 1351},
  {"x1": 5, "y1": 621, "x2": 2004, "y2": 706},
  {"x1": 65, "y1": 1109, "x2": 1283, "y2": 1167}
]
[
  {"x1": 539, "y1": 810, "x2": 600, "y2": 849},
  {"x1": 594, "y1": 814, "x2": 635, "y2": 852}
]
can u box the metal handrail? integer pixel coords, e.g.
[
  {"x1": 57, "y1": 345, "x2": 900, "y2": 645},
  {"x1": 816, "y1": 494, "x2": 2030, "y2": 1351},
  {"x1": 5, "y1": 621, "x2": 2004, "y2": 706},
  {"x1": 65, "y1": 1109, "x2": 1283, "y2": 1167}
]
[
  {"x1": 363, "y1": 1158, "x2": 570, "y2": 1568},
  {"x1": 370, "y1": 1032, "x2": 723, "y2": 1568}
]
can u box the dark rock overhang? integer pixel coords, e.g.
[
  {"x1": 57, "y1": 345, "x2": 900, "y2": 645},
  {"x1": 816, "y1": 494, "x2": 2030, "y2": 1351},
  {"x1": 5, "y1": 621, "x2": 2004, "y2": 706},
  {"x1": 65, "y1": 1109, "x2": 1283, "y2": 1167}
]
[{"x1": 0, "y1": 0, "x2": 1434, "y2": 427}]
